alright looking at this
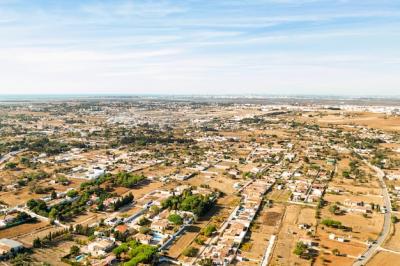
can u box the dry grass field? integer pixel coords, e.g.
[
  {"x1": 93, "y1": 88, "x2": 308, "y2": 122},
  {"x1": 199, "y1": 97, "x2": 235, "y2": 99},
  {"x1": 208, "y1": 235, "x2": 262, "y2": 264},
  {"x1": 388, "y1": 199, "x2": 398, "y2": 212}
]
[
  {"x1": 324, "y1": 193, "x2": 384, "y2": 207},
  {"x1": 0, "y1": 220, "x2": 48, "y2": 239},
  {"x1": 270, "y1": 204, "x2": 311, "y2": 266},
  {"x1": 367, "y1": 251, "x2": 400, "y2": 266},
  {"x1": 383, "y1": 213, "x2": 400, "y2": 251},
  {"x1": 15, "y1": 224, "x2": 63, "y2": 246},
  {"x1": 32, "y1": 240, "x2": 77, "y2": 266},
  {"x1": 0, "y1": 188, "x2": 44, "y2": 206},
  {"x1": 315, "y1": 112, "x2": 400, "y2": 131},
  {"x1": 319, "y1": 208, "x2": 384, "y2": 242},
  {"x1": 268, "y1": 188, "x2": 292, "y2": 202},
  {"x1": 185, "y1": 173, "x2": 238, "y2": 195},
  {"x1": 239, "y1": 204, "x2": 285, "y2": 265}
]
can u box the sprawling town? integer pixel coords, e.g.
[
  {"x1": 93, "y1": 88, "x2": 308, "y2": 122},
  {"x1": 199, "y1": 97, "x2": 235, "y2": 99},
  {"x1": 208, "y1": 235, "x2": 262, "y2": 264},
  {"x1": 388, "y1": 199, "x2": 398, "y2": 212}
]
[{"x1": 0, "y1": 97, "x2": 399, "y2": 266}]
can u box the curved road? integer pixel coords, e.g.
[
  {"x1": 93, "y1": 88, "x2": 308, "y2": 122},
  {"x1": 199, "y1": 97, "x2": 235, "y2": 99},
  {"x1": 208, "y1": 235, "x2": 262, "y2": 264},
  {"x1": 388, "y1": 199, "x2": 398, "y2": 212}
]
[
  {"x1": 0, "y1": 149, "x2": 26, "y2": 168},
  {"x1": 353, "y1": 160, "x2": 392, "y2": 266}
]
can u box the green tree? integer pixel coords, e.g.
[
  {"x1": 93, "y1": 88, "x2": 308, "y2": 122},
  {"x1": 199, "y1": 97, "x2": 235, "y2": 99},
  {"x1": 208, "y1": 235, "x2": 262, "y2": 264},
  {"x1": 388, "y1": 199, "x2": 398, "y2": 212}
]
[
  {"x1": 168, "y1": 214, "x2": 183, "y2": 225},
  {"x1": 293, "y1": 241, "x2": 307, "y2": 256},
  {"x1": 48, "y1": 208, "x2": 58, "y2": 219},
  {"x1": 11, "y1": 253, "x2": 33, "y2": 266},
  {"x1": 33, "y1": 237, "x2": 42, "y2": 248},
  {"x1": 70, "y1": 245, "x2": 80, "y2": 255},
  {"x1": 150, "y1": 205, "x2": 160, "y2": 215},
  {"x1": 51, "y1": 190, "x2": 57, "y2": 200}
]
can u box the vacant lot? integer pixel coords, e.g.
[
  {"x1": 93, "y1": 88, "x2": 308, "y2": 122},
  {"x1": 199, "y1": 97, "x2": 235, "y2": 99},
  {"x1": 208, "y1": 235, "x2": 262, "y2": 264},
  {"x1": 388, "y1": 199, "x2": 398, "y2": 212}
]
[
  {"x1": 69, "y1": 211, "x2": 107, "y2": 226},
  {"x1": 383, "y1": 213, "x2": 400, "y2": 251},
  {"x1": 367, "y1": 251, "x2": 400, "y2": 266},
  {"x1": 317, "y1": 112, "x2": 400, "y2": 131},
  {"x1": 0, "y1": 220, "x2": 48, "y2": 239},
  {"x1": 270, "y1": 204, "x2": 310, "y2": 266},
  {"x1": 0, "y1": 188, "x2": 45, "y2": 206},
  {"x1": 15, "y1": 224, "x2": 63, "y2": 246},
  {"x1": 121, "y1": 180, "x2": 165, "y2": 199},
  {"x1": 319, "y1": 208, "x2": 384, "y2": 242},
  {"x1": 268, "y1": 188, "x2": 291, "y2": 202},
  {"x1": 33, "y1": 240, "x2": 77, "y2": 266},
  {"x1": 315, "y1": 230, "x2": 366, "y2": 266},
  {"x1": 240, "y1": 204, "x2": 285, "y2": 265},
  {"x1": 185, "y1": 173, "x2": 238, "y2": 195},
  {"x1": 297, "y1": 207, "x2": 316, "y2": 226}
]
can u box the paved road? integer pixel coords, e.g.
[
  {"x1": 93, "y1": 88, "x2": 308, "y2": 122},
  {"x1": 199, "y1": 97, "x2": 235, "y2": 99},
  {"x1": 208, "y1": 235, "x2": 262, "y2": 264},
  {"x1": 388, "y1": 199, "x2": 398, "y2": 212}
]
[
  {"x1": 0, "y1": 151, "x2": 18, "y2": 164},
  {"x1": 13, "y1": 206, "x2": 70, "y2": 228},
  {"x1": 353, "y1": 160, "x2": 392, "y2": 266},
  {"x1": 13, "y1": 207, "x2": 49, "y2": 222},
  {"x1": 0, "y1": 149, "x2": 26, "y2": 168}
]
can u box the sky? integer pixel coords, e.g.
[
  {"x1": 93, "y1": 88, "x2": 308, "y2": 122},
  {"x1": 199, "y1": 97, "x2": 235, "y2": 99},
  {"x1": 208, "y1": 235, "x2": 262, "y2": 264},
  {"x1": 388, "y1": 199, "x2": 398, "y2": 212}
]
[{"x1": 0, "y1": 0, "x2": 399, "y2": 95}]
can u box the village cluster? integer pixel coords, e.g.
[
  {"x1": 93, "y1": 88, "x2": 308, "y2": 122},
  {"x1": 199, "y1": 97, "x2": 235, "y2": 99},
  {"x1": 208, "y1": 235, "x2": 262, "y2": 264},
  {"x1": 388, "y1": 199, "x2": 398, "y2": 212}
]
[{"x1": 0, "y1": 98, "x2": 399, "y2": 266}]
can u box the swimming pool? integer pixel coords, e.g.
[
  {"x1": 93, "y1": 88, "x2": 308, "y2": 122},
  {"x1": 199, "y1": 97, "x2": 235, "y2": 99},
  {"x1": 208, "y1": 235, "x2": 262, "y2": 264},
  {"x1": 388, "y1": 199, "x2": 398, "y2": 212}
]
[
  {"x1": 152, "y1": 231, "x2": 167, "y2": 243},
  {"x1": 76, "y1": 254, "x2": 85, "y2": 262}
]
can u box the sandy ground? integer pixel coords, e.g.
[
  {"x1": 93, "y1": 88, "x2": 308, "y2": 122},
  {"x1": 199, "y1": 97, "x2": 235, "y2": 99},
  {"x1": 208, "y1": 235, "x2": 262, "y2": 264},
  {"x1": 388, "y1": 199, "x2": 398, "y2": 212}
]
[
  {"x1": 0, "y1": 188, "x2": 44, "y2": 206},
  {"x1": 324, "y1": 193, "x2": 384, "y2": 207},
  {"x1": 383, "y1": 213, "x2": 400, "y2": 251},
  {"x1": 0, "y1": 220, "x2": 48, "y2": 239},
  {"x1": 121, "y1": 180, "x2": 165, "y2": 198},
  {"x1": 268, "y1": 188, "x2": 292, "y2": 202},
  {"x1": 310, "y1": 112, "x2": 400, "y2": 131},
  {"x1": 270, "y1": 204, "x2": 310, "y2": 266},
  {"x1": 32, "y1": 240, "x2": 76, "y2": 266},
  {"x1": 239, "y1": 204, "x2": 285, "y2": 265},
  {"x1": 367, "y1": 251, "x2": 400, "y2": 266},
  {"x1": 319, "y1": 206, "x2": 384, "y2": 243},
  {"x1": 183, "y1": 173, "x2": 239, "y2": 195},
  {"x1": 15, "y1": 224, "x2": 63, "y2": 246},
  {"x1": 0, "y1": 177, "x2": 85, "y2": 206}
]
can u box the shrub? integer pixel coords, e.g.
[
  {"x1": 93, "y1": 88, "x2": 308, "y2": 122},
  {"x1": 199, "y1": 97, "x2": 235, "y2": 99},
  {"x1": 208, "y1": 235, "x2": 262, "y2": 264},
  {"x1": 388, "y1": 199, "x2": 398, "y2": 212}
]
[
  {"x1": 4, "y1": 162, "x2": 17, "y2": 169},
  {"x1": 198, "y1": 258, "x2": 213, "y2": 266},
  {"x1": 201, "y1": 224, "x2": 216, "y2": 237},
  {"x1": 321, "y1": 219, "x2": 342, "y2": 228},
  {"x1": 332, "y1": 248, "x2": 340, "y2": 256},
  {"x1": 70, "y1": 245, "x2": 80, "y2": 255},
  {"x1": 66, "y1": 190, "x2": 78, "y2": 198},
  {"x1": 194, "y1": 237, "x2": 205, "y2": 245},
  {"x1": 139, "y1": 226, "x2": 150, "y2": 234},
  {"x1": 182, "y1": 246, "x2": 198, "y2": 257},
  {"x1": 241, "y1": 242, "x2": 252, "y2": 252},
  {"x1": 293, "y1": 241, "x2": 307, "y2": 256}
]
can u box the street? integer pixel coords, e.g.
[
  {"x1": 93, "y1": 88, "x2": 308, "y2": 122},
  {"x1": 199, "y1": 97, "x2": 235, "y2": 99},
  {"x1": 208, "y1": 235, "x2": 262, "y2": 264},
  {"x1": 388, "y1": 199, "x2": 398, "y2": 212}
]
[{"x1": 353, "y1": 160, "x2": 392, "y2": 266}]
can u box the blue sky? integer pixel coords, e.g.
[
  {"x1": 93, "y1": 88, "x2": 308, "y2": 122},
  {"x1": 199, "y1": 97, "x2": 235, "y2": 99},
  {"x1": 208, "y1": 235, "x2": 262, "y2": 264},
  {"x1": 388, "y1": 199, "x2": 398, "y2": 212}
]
[{"x1": 0, "y1": 0, "x2": 399, "y2": 95}]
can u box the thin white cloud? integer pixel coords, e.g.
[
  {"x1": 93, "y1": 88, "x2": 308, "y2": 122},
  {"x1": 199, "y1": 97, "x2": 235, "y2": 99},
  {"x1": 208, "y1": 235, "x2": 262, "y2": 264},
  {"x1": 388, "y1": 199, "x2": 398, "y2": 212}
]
[
  {"x1": 0, "y1": 0, "x2": 399, "y2": 95},
  {"x1": 80, "y1": 0, "x2": 186, "y2": 18}
]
